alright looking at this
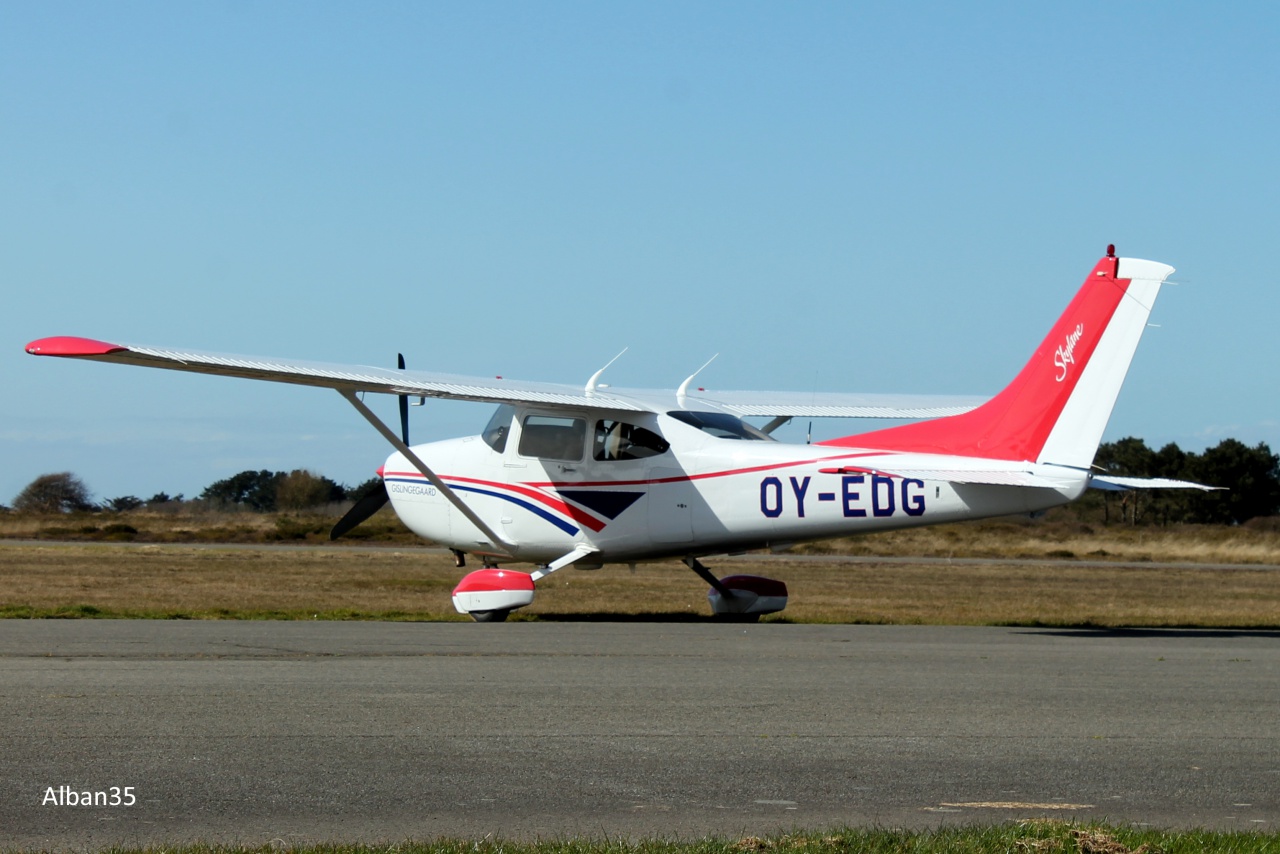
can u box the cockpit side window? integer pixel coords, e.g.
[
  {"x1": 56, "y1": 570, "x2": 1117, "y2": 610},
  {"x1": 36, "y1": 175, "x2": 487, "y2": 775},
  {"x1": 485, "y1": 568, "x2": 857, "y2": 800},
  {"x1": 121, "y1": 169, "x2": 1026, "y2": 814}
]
[
  {"x1": 593, "y1": 420, "x2": 670, "y2": 461},
  {"x1": 519, "y1": 414, "x2": 586, "y2": 461},
  {"x1": 482, "y1": 404, "x2": 515, "y2": 453},
  {"x1": 667, "y1": 410, "x2": 775, "y2": 441}
]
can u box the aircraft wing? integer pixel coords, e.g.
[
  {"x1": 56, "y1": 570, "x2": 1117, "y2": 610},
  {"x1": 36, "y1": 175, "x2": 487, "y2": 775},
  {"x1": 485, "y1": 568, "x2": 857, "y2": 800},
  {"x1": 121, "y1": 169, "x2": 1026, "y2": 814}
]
[
  {"x1": 24, "y1": 336, "x2": 649, "y2": 411},
  {"x1": 25, "y1": 336, "x2": 985, "y2": 420}
]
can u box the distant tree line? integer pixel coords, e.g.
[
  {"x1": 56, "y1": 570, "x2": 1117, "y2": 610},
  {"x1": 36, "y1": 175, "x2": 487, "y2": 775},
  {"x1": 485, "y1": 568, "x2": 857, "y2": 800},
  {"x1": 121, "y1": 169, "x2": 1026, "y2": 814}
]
[
  {"x1": 197, "y1": 469, "x2": 382, "y2": 512},
  {"x1": 5, "y1": 438, "x2": 1279, "y2": 525},
  {"x1": 6, "y1": 470, "x2": 382, "y2": 515},
  {"x1": 1089, "y1": 437, "x2": 1279, "y2": 525}
]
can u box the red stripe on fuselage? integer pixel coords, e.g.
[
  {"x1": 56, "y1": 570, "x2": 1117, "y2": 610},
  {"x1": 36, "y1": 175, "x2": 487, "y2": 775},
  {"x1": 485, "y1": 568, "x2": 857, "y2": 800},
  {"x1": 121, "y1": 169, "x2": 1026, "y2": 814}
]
[
  {"x1": 527, "y1": 451, "x2": 888, "y2": 489},
  {"x1": 382, "y1": 471, "x2": 608, "y2": 532}
]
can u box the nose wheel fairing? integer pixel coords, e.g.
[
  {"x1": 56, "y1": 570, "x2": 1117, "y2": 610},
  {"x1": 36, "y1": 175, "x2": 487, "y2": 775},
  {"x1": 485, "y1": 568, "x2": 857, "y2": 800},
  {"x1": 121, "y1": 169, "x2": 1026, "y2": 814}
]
[
  {"x1": 451, "y1": 569, "x2": 535, "y2": 617},
  {"x1": 451, "y1": 544, "x2": 600, "y2": 621}
]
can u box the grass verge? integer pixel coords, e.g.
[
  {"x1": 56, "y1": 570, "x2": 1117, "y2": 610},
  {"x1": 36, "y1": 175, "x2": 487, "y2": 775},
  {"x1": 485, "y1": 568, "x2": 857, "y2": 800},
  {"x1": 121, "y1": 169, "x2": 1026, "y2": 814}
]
[{"x1": 11, "y1": 824, "x2": 1279, "y2": 853}]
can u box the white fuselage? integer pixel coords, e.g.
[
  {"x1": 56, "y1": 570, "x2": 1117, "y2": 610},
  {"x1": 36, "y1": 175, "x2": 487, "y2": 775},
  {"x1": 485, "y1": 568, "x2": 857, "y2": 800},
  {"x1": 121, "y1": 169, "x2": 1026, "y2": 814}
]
[{"x1": 384, "y1": 407, "x2": 1087, "y2": 565}]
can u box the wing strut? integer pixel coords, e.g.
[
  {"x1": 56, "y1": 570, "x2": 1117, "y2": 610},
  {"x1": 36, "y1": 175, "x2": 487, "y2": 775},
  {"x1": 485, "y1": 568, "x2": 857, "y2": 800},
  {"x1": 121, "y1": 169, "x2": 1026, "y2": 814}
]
[
  {"x1": 761, "y1": 416, "x2": 792, "y2": 435},
  {"x1": 339, "y1": 390, "x2": 515, "y2": 556}
]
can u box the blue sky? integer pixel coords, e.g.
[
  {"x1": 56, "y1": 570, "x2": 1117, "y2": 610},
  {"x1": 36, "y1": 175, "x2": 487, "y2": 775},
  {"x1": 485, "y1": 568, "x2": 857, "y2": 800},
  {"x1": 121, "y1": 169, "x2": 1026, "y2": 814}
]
[{"x1": 3, "y1": 2, "x2": 1277, "y2": 504}]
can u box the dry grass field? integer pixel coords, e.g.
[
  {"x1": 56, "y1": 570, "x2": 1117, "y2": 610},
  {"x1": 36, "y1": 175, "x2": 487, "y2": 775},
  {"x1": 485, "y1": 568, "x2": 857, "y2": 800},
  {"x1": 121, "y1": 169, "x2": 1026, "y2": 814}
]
[
  {"x1": 1, "y1": 506, "x2": 1278, "y2": 625},
  {"x1": 3, "y1": 504, "x2": 1280, "y2": 560},
  {"x1": 804, "y1": 515, "x2": 1280, "y2": 565},
  {"x1": 2, "y1": 540, "x2": 1278, "y2": 626}
]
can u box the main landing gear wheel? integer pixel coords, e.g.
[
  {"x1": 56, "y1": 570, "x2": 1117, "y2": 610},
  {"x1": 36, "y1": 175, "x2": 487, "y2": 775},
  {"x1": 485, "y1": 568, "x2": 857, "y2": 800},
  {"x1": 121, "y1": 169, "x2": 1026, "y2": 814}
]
[
  {"x1": 683, "y1": 558, "x2": 789, "y2": 619},
  {"x1": 468, "y1": 609, "x2": 510, "y2": 623}
]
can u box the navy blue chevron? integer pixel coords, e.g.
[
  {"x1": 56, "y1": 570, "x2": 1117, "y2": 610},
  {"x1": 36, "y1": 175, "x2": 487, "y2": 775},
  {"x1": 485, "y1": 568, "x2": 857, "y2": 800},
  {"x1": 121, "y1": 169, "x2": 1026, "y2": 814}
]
[{"x1": 557, "y1": 490, "x2": 644, "y2": 520}]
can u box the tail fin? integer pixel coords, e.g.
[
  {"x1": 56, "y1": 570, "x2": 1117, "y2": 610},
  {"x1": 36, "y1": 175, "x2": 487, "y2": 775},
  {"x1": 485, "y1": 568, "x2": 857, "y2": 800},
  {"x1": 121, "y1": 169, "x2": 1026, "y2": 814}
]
[{"x1": 820, "y1": 249, "x2": 1175, "y2": 468}]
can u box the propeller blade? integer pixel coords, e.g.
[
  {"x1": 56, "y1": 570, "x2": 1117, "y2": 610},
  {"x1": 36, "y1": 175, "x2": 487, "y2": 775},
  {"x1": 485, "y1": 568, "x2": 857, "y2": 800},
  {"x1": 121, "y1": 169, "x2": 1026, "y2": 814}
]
[
  {"x1": 397, "y1": 352, "x2": 409, "y2": 444},
  {"x1": 329, "y1": 482, "x2": 390, "y2": 540}
]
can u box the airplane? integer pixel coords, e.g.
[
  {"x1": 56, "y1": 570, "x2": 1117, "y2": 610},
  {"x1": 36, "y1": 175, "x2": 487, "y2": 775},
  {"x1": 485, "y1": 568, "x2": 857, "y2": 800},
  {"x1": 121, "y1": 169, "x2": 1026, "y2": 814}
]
[{"x1": 25, "y1": 246, "x2": 1216, "y2": 621}]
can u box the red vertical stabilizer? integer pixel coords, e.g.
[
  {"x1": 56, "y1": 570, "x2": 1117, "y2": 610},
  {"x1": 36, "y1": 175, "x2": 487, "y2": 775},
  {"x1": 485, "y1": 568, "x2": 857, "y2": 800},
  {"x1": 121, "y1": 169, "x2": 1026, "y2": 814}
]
[{"x1": 819, "y1": 253, "x2": 1133, "y2": 463}]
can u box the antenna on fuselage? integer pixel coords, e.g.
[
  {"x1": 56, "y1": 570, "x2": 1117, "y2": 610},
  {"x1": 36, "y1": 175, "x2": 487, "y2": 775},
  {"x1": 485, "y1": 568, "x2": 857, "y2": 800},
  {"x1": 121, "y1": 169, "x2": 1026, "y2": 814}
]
[
  {"x1": 585, "y1": 347, "x2": 628, "y2": 397},
  {"x1": 677, "y1": 354, "x2": 718, "y2": 407}
]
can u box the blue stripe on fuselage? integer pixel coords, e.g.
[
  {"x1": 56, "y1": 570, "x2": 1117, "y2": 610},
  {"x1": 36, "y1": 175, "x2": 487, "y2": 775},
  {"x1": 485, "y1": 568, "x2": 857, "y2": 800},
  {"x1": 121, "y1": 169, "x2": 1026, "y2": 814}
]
[{"x1": 384, "y1": 477, "x2": 580, "y2": 536}]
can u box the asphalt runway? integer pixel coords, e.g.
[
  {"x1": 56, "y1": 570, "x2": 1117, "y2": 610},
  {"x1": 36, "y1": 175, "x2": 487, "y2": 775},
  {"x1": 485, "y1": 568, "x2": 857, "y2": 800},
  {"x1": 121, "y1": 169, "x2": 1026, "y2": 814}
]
[{"x1": 2, "y1": 621, "x2": 1277, "y2": 848}]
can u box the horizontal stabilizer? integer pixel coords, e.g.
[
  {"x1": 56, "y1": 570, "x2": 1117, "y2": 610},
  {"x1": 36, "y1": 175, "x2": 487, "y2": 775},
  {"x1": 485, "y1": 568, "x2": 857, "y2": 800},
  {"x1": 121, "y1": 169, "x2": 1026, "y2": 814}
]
[{"x1": 1090, "y1": 475, "x2": 1223, "y2": 492}]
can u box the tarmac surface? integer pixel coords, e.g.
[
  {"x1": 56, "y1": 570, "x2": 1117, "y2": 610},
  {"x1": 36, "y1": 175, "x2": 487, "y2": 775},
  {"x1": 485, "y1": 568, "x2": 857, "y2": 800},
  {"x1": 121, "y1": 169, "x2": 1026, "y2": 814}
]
[{"x1": 1, "y1": 620, "x2": 1277, "y2": 848}]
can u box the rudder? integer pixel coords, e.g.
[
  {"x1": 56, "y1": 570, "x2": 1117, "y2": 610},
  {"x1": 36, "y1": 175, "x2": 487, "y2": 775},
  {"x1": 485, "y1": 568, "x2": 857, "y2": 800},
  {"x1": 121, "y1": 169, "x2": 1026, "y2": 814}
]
[{"x1": 820, "y1": 248, "x2": 1175, "y2": 467}]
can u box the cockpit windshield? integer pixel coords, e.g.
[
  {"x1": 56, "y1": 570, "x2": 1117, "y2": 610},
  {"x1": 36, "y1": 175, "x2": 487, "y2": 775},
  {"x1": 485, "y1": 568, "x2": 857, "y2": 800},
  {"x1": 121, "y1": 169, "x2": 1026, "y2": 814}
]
[
  {"x1": 482, "y1": 404, "x2": 515, "y2": 452},
  {"x1": 666, "y1": 410, "x2": 774, "y2": 441}
]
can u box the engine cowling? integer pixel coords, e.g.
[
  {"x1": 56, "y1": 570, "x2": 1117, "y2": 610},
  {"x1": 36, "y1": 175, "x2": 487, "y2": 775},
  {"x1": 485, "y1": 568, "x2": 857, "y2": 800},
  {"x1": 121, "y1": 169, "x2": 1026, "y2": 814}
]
[
  {"x1": 707, "y1": 574, "x2": 788, "y2": 616},
  {"x1": 451, "y1": 569, "x2": 535, "y2": 615}
]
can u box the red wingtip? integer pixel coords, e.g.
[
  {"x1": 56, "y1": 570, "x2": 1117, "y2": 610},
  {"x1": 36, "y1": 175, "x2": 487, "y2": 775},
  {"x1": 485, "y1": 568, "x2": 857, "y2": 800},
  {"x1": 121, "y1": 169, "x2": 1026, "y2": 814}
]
[{"x1": 25, "y1": 336, "x2": 127, "y2": 357}]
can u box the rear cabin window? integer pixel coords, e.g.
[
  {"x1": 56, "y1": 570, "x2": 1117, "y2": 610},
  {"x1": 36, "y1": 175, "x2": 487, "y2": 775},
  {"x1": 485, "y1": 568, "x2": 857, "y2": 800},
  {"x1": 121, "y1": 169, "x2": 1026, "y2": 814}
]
[
  {"x1": 667, "y1": 410, "x2": 774, "y2": 441},
  {"x1": 519, "y1": 414, "x2": 586, "y2": 461},
  {"x1": 593, "y1": 420, "x2": 670, "y2": 461}
]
